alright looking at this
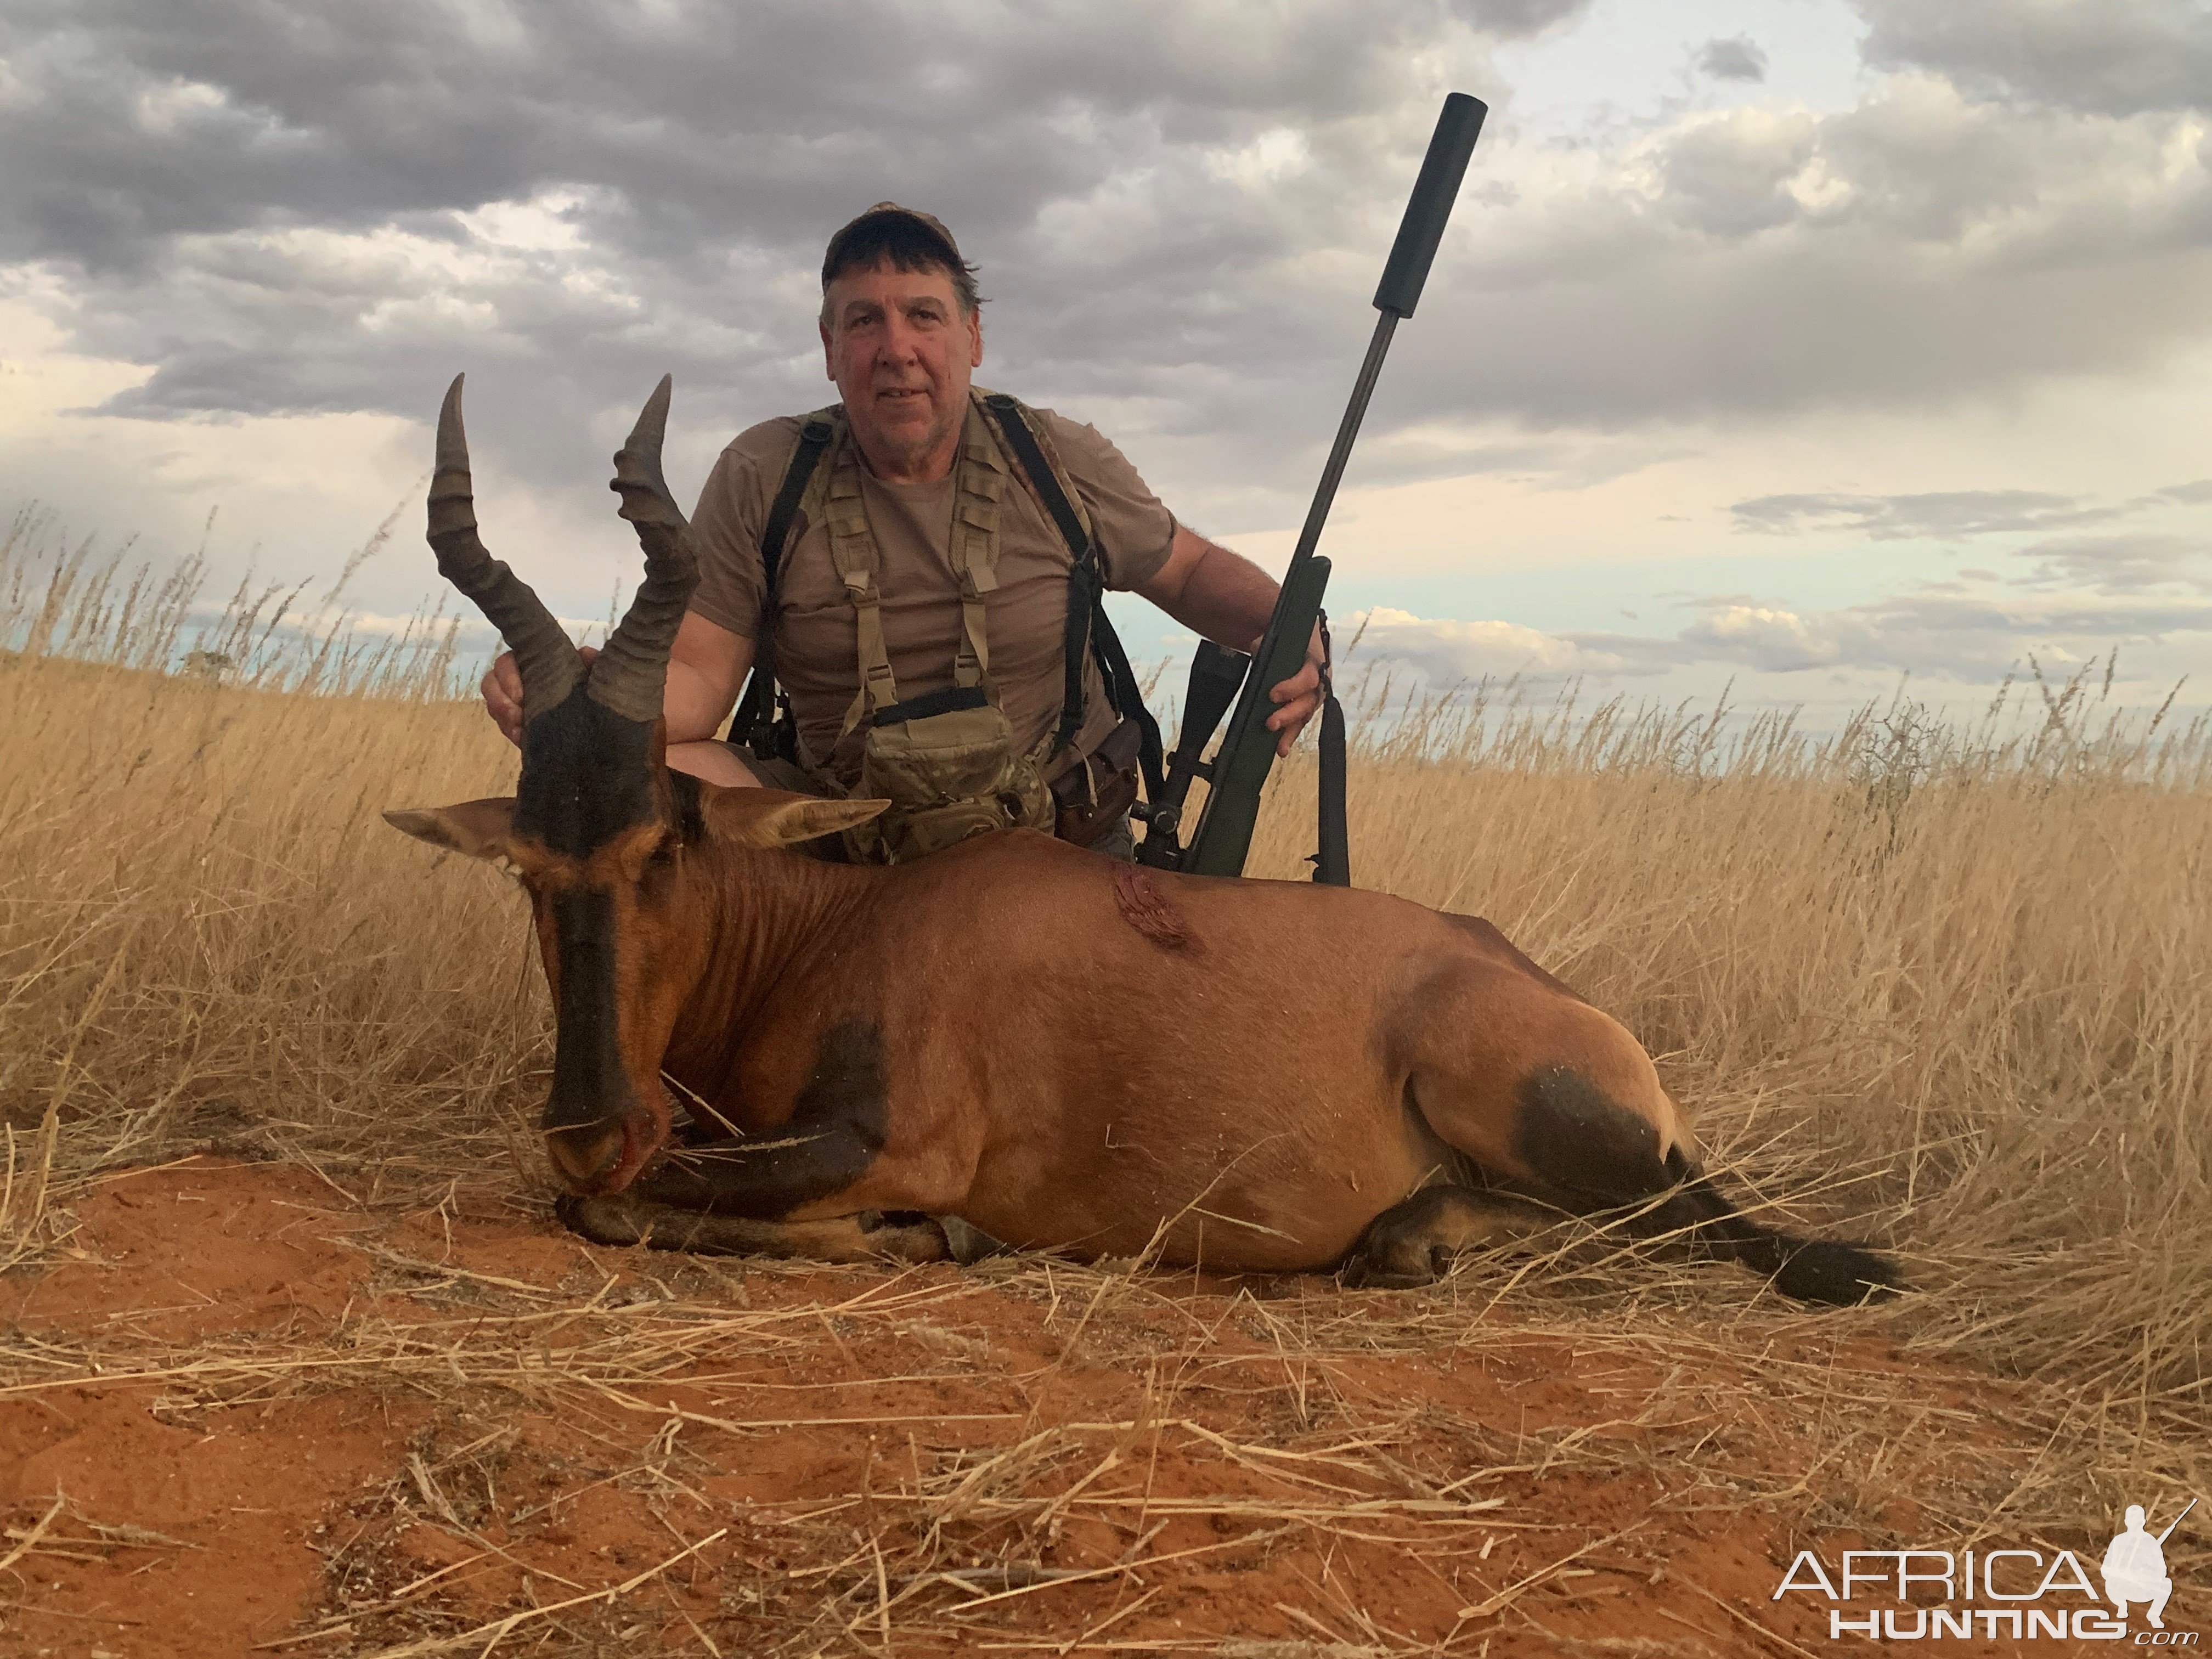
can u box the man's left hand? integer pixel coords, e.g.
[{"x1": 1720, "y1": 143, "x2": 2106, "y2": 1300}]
[
  {"x1": 1264, "y1": 624, "x2": 1327, "y2": 757},
  {"x1": 1132, "y1": 530, "x2": 1328, "y2": 757}
]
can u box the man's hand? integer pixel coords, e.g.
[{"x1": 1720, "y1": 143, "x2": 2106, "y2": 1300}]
[
  {"x1": 482, "y1": 645, "x2": 599, "y2": 746},
  {"x1": 1137, "y1": 528, "x2": 1330, "y2": 757},
  {"x1": 1264, "y1": 624, "x2": 1327, "y2": 757},
  {"x1": 481, "y1": 613, "x2": 752, "y2": 748}
]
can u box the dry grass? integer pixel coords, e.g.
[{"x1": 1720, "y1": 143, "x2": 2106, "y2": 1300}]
[{"x1": 3, "y1": 507, "x2": 2208, "y2": 1654}]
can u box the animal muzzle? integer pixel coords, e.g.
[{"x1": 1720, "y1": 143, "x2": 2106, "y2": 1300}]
[{"x1": 538, "y1": 884, "x2": 672, "y2": 1193}]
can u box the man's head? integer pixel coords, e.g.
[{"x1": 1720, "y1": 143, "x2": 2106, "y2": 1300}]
[
  {"x1": 819, "y1": 203, "x2": 984, "y2": 481},
  {"x1": 2128, "y1": 1506, "x2": 2147, "y2": 1530}
]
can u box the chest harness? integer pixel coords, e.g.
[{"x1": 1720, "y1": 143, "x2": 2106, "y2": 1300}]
[{"x1": 729, "y1": 388, "x2": 1164, "y2": 863}]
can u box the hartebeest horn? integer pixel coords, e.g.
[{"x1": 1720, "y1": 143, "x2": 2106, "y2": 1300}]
[
  {"x1": 592, "y1": 375, "x2": 697, "y2": 724},
  {"x1": 428, "y1": 374, "x2": 583, "y2": 720}
]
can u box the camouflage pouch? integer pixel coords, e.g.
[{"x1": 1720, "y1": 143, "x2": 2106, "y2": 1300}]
[{"x1": 844, "y1": 688, "x2": 1054, "y2": 864}]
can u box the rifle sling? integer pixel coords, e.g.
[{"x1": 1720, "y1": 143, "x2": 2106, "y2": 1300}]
[
  {"x1": 981, "y1": 393, "x2": 1166, "y2": 799},
  {"x1": 734, "y1": 416, "x2": 836, "y2": 758}
]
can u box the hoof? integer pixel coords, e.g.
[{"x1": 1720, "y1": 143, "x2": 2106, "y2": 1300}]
[
  {"x1": 854, "y1": 1210, "x2": 960, "y2": 1264},
  {"x1": 936, "y1": 1216, "x2": 1013, "y2": 1265},
  {"x1": 555, "y1": 1192, "x2": 651, "y2": 1248},
  {"x1": 1340, "y1": 1184, "x2": 1551, "y2": 1290},
  {"x1": 1339, "y1": 1244, "x2": 1451, "y2": 1291}
]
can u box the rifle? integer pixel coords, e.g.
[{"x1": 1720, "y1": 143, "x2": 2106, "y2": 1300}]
[
  {"x1": 1135, "y1": 92, "x2": 1487, "y2": 882},
  {"x1": 2155, "y1": 1498, "x2": 2196, "y2": 1545}
]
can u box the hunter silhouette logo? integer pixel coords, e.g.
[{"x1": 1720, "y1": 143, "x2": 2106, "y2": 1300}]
[
  {"x1": 1769, "y1": 1497, "x2": 2197, "y2": 1643},
  {"x1": 2105, "y1": 1500, "x2": 2193, "y2": 1631}
]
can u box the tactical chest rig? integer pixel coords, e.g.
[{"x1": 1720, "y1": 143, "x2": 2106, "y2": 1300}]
[{"x1": 729, "y1": 388, "x2": 1164, "y2": 864}]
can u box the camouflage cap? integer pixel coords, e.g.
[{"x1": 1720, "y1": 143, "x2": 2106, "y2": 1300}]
[{"x1": 821, "y1": 202, "x2": 966, "y2": 288}]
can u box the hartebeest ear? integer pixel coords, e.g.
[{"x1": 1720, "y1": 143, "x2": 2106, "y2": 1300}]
[
  {"x1": 383, "y1": 798, "x2": 518, "y2": 861},
  {"x1": 698, "y1": 785, "x2": 891, "y2": 849}
]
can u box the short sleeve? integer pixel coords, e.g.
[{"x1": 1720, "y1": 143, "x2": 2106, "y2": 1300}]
[
  {"x1": 688, "y1": 420, "x2": 802, "y2": 640},
  {"x1": 1035, "y1": 410, "x2": 1178, "y2": 592}
]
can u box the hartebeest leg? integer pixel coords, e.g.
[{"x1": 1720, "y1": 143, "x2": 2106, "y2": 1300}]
[
  {"x1": 1606, "y1": 1157, "x2": 1898, "y2": 1304},
  {"x1": 1339, "y1": 1186, "x2": 1558, "y2": 1289},
  {"x1": 1399, "y1": 973, "x2": 1899, "y2": 1306},
  {"x1": 1494, "y1": 1073, "x2": 1898, "y2": 1303},
  {"x1": 556, "y1": 1192, "x2": 951, "y2": 1263},
  {"x1": 628, "y1": 1020, "x2": 928, "y2": 1217}
]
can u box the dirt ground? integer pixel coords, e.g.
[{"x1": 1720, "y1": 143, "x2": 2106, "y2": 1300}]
[{"x1": 0, "y1": 1157, "x2": 2145, "y2": 1657}]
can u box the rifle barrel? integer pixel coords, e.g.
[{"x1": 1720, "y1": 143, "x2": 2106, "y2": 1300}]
[
  {"x1": 2155, "y1": 1497, "x2": 2197, "y2": 1544},
  {"x1": 1295, "y1": 312, "x2": 1398, "y2": 574}
]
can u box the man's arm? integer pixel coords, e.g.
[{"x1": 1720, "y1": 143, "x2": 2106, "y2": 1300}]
[
  {"x1": 663, "y1": 612, "x2": 754, "y2": 742},
  {"x1": 662, "y1": 613, "x2": 759, "y2": 785},
  {"x1": 1134, "y1": 524, "x2": 1324, "y2": 757}
]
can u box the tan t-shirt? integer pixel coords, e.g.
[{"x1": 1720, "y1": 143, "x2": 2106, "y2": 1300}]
[{"x1": 689, "y1": 400, "x2": 1177, "y2": 787}]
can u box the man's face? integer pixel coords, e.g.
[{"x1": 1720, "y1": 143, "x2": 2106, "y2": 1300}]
[{"x1": 820, "y1": 259, "x2": 983, "y2": 478}]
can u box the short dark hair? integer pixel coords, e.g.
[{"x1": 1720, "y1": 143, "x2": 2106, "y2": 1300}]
[{"x1": 820, "y1": 211, "x2": 982, "y2": 320}]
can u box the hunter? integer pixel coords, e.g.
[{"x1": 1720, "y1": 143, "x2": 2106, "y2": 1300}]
[{"x1": 481, "y1": 202, "x2": 1322, "y2": 862}]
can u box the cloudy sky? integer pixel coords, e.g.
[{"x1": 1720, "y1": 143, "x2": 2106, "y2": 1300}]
[{"x1": 4, "y1": 0, "x2": 2209, "y2": 720}]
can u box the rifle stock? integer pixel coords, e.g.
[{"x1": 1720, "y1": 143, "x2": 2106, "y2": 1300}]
[
  {"x1": 1132, "y1": 640, "x2": 1248, "y2": 860},
  {"x1": 1184, "y1": 557, "x2": 1331, "y2": 877}
]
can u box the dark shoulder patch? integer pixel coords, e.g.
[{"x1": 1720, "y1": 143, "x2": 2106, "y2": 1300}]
[
  {"x1": 1112, "y1": 864, "x2": 1201, "y2": 954},
  {"x1": 796, "y1": 1018, "x2": 890, "y2": 1130}
]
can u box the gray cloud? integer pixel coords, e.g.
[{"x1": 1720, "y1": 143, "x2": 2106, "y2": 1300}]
[
  {"x1": 1731, "y1": 489, "x2": 2122, "y2": 539},
  {"x1": 1680, "y1": 589, "x2": 2212, "y2": 676},
  {"x1": 7, "y1": 0, "x2": 1555, "y2": 280},
  {"x1": 4, "y1": 0, "x2": 1564, "y2": 527},
  {"x1": 1455, "y1": 0, "x2": 1595, "y2": 36},
  {"x1": 1353, "y1": 587, "x2": 2212, "y2": 686},
  {"x1": 1858, "y1": 0, "x2": 2212, "y2": 118},
  {"x1": 1346, "y1": 606, "x2": 1635, "y2": 681},
  {"x1": 1658, "y1": 108, "x2": 1813, "y2": 235},
  {"x1": 2014, "y1": 532, "x2": 2211, "y2": 593},
  {"x1": 1304, "y1": 81, "x2": 2212, "y2": 484},
  {"x1": 1696, "y1": 35, "x2": 1769, "y2": 84},
  {"x1": 3, "y1": 0, "x2": 2210, "y2": 546}
]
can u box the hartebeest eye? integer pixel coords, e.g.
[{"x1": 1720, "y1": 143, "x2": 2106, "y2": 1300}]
[{"x1": 636, "y1": 834, "x2": 682, "y2": 897}]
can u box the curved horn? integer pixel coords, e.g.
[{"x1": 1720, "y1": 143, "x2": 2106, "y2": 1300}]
[
  {"x1": 429, "y1": 375, "x2": 583, "y2": 720},
  {"x1": 591, "y1": 375, "x2": 699, "y2": 724}
]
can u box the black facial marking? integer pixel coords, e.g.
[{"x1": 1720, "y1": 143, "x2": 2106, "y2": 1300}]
[
  {"x1": 629, "y1": 1018, "x2": 889, "y2": 1218},
  {"x1": 541, "y1": 887, "x2": 637, "y2": 1133},
  {"x1": 515, "y1": 687, "x2": 658, "y2": 857},
  {"x1": 1513, "y1": 1066, "x2": 1666, "y2": 1200}
]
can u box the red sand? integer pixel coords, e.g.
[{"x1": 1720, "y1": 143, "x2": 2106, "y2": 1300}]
[{"x1": 0, "y1": 1160, "x2": 2057, "y2": 1656}]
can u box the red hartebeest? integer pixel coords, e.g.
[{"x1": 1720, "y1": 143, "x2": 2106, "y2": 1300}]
[{"x1": 387, "y1": 377, "x2": 1895, "y2": 1302}]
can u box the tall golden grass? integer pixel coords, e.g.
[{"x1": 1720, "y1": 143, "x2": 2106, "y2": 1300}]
[{"x1": 3, "y1": 503, "x2": 2208, "y2": 1427}]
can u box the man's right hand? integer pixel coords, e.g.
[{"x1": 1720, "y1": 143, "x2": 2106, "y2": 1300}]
[{"x1": 482, "y1": 645, "x2": 598, "y2": 746}]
